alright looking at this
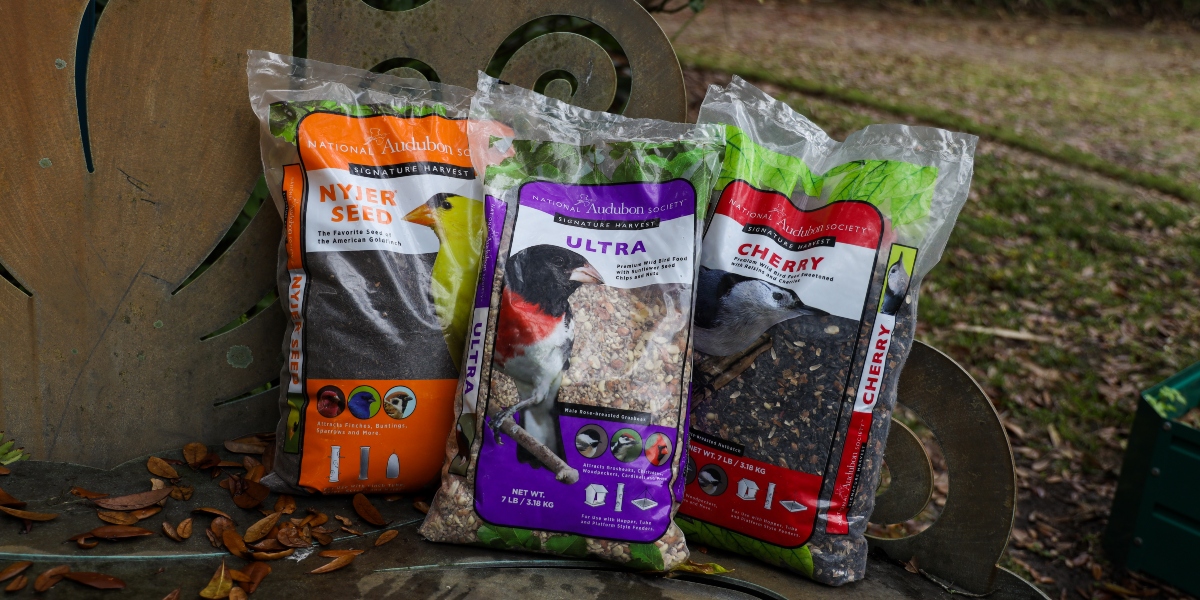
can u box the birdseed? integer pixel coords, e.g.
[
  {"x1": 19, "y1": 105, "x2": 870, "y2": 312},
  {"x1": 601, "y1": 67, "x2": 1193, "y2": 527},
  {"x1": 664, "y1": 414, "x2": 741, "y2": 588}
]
[
  {"x1": 676, "y1": 78, "x2": 976, "y2": 585},
  {"x1": 420, "y1": 75, "x2": 723, "y2": 571},
  {"x1": 247, "y1": 52, "x2": 481, "y2": 494}
]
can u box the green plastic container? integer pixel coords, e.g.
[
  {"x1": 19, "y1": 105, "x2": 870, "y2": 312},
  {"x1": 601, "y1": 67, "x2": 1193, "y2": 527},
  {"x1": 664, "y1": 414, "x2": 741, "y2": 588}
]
[{"x1": 1105, "y1": 360, "x2": 1200, "y2": 596}]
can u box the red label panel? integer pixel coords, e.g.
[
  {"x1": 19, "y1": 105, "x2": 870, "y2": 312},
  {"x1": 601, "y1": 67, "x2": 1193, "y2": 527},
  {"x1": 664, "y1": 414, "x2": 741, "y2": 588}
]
[{"x1": 681, "y1": 439, "x2": 823, "y2": 548}]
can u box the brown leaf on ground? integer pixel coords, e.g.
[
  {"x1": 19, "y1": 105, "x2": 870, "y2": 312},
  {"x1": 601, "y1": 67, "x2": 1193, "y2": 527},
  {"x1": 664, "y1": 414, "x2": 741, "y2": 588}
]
[
  {"x1": 0, "y1": 488, "x2": 26, "y2": 508},
  {"x1": 244, "y1": 465, "x2": 264, "y2": 483},
  {"x1": 89, "y1": 525, "x2": 154, "y2": 540},
  {"x1": 5, "y1": 575, "x2": 27, "y2": 591},
  {"x1": 210, "y1": 516, "x2": 235, "y2": 539},
  {"x1": 69, "y1": 486, "x2": 108, "y2": 499},
  {"x1": 0, "y1": 505, "x2": 55, "y2": 521},
  {"x1": 0, "y1": 561, "x2": 32, "y2": 583},
  {"x1": 170, "y1": 485, "x2": 195, "y2": 501},
  {"x1": 163, "y1": 521, "x2": 183, "y2": 542},
  {"x1": 206, "y1": 529, "x2": 222, "y2": 549},
  {"x1": 232, "y1": 480, "x2": 270, "y2": 510},
  {"x1": 0, "y1": 466, "x2": 8, "y2": 476},
  {"x1": 251, "y1": 549, "x2": 294, "y2": 561},
  {"x1": 147, "y1": 456, "x2": 180, "y2": 479},
  {"x1": 412, "y1": 500, "x2": 429, "y2": 514},
  {"x1": 904, "y1": 557, "x2": 920, "y2": 574},
  {"x1": 34, "y1": 565, "x2": 69, "y2": 592},
  {"x1": 240, "y1": 562, "x2": 271, "y2": 594},
  {"x1": 341, "y1": 527, "x2": 363, "y2": 536},
  {"x1": 223, "y1": 529, "x2": 251, "y2": 559},
  {"x1": 93, "y1": 487, "x2": 172, "y2": 511},
  {"x1": 97, "y1": 510, "x2": 138, "y2": 525},
  {"x1": 244, "y1": 512, "x2": 280, "y2": 544},
  {"x1": 183, "y1": 442, "x2": 208, "y2": 468},
  {"x1": 250, "y1": 538, "x2": 285, "y2": 552},
  {"x1": 242, "y1": 456, "x2": 261, "y2": 471},
  {"x1": 177, "y1": 518, "x2": 194, "y2": 539},
  {"x1": 133, "y1": 506, "x2": 162, "y2": 520},
  {"x1": 318, "y1": 549, "x2": 364, "y2": 558},
  {"x1": 62, "y1": 572, "x2": 126, "y2": 590},
  {"x1": 229, "y1": 569, "x2": 250, "y2": 583},
  {"x1": 276, "y1": 523, "x2": 310, "y2": 548},
  {"x1": 196, "y1": 453, "x2": 222, "y2": 470},
  {"x1": 353, "y1": 493, "x2": 386, "y2": 526},
  {"x1": 199, "y1": 561, "x2": 233, "y2": 599},
  {"x1": 274, "y1": 495, "x2": 296, "y2": 515},
  {"x1": 375, "y1": 530, "x2": 399, "y2": 546},
  {"x1": 193, "y1": 507, "x2": 233, "y2": 520},
  {"x1": 384, "y1": 494, "x2": 403, "y2": 502},
  {"x1": 312, "y1": 530, "x2": 332, "y2": 546},
  {"x1": 334, "y1": 515, "x2": 353, "y2": 527},
  {"x1": 225, "y1": 435, "x2": 269, "y2": 455},
  {"x1": 162, "y1": 589, "x2": 181, "y2": 600},
  {"x1": 303, "y1": 509, "x2": 328, "y2": 528},
  {"x1": 310, "y1": 555, "x2": 355, "y2": 574},
  {"x1": 76, "y1": 537, "x2": 99, "y2": 549},
  {"x1": 229, "y1": 586, "x2": 248, "y2": 600}
]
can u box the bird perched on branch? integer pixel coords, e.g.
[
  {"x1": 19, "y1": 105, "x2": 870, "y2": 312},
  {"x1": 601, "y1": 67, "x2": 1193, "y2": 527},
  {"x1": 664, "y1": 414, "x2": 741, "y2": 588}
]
[
  {"x1": 403, "y1": 193, "x2": 484, "y2": 368},
  {"x1": 880, "y1": 259, "x2": 911, "y2": 316},
  {"x1": 489, "y1": 245, "x2": 604, "y2": 470},
  {"x1": 694, "y1": 266, "x2": 826, "y2": 356}
]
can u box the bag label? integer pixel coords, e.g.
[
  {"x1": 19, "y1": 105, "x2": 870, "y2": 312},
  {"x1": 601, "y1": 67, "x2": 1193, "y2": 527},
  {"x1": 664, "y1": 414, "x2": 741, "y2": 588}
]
[
  {"x1": 473, "y1": 180, "x2": 697, "y2": 542},
  {"x1": 282, "y1": 111, "x2": 477, "y2": 493}
]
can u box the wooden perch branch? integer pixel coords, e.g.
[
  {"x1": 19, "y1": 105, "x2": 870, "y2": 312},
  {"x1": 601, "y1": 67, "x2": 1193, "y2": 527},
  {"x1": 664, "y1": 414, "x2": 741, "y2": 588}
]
[{"x1": 496, "y1": 417, "x2": 580, "y2": 484}]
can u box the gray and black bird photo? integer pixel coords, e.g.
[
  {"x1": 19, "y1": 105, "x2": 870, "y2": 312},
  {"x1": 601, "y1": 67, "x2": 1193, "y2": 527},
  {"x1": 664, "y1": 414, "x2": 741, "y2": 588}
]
[
  {"x1": 609, "y1": 431, "x2": 644, "y2": 463},
  {"x1": 575, "y1": 428, "x2": 603, "y2": 458},
  {"x1": 694, "y1": 266, "x2": 827, "y2": 356},
  {"x1": 879, "y1": 259, "x2": 911, "y2": 316},
  {"x1": 489, "y1": 245, "x2": 604, "y2": 471}
]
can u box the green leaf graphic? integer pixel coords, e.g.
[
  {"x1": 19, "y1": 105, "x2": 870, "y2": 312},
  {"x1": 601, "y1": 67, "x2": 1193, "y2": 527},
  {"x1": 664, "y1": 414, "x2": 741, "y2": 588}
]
[
  {"x1": 543, "y1": 534, "x2": 589, "y2": 558},
  {"x1": 677, "y1": 517, "x2": 814, "y2": 578}
]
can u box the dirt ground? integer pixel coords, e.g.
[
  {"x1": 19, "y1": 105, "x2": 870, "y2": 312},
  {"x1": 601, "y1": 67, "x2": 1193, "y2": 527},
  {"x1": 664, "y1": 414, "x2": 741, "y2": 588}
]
[{"x1": 662, "y1": 4, "x2": 1200, "y2": 599}]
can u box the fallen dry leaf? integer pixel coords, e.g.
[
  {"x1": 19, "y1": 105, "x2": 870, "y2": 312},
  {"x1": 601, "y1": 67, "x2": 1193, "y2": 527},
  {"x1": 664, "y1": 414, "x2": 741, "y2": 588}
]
[
  {"x1": 244, "y1": 512, "x2": 280, "y2": 544},
  {"x1": 413, "y1": 500, "x2": 429, "y2": 514},
  {"x1": 97, "y1": 510, "x2": 138, "y2": 525},
  {"x1": 93, "y1": 487, "x2": 172, "y2": 511},
  {"x1": 206, "y1": 529, "x2": 222, "y2": 549},
  {"x1": 183, "y1": 442, "x2": 208, "y2": 468},
  {"x1": 0, "y1": 466, "x2": 8, "y2": 476},
  {"x1": 62, "y1": 571, "x2": 126, "y2": 590},
  {"x1": 0, "y1": 487, "x2": 25, "y2": 508},
  {"x1": 232, "y1": 480, "x2": 270, "y2": 510},
  {"x1": 147, "y1": 456, "x2": 180, "y2": 479},
  {"x1": 242, "y1": 456, "x2": 261, "y2": 471},
  {"x1": 76, "y1": 537, "x2": 99, "y2": 549},
  {"x1": 334, "y1": 515, "x2": 353, "y2": 527},
  {"x1": 240, "y1": 562, "x2": 271, "y2": 594},
  {"x1": 312, "y1": 530, "x2": 332, "y2": 546},
  {"x1": 353, "y1": 493, "x2": 386, "y2": 526},
  {"x1": 199, "y1": 561, "x2": 233, "y2": 599},
  {"x1": 903, "y1": 557, "x2": 920, "y2": 574},
  {"x1": 225, "y1": 435, "x2": 268, "y2": 455},
  {"x1": 193, "y1": 507, "x2": 233, "y2": 520},
  {"x1": 0, "y1": 505, "x2": 56, "y2": 521},
  {"x1": 251, "y1": 549, "x2": 294, "y2": 561},
  {"x1": 69, "y1": 486, "x2": 108, "y2": 499},
  {"x1": 89, "y1": 525, "x2": 154, "y2": 540},
  {"x1": 34, "y1": 565, "x2": 69, "y2": 592},
  {"x1": 170, "y1": 485, "x2": 195, "y2": 501},
  {"x1": 274, "y1": 495, "x2": 296, "y2": 515},
  {"x1": 222, "y1": 529, "x2": 251, "y2": 559},
  {"x1": 229, "y1": 586, "x2": 248, "y2": 600},
  {"x1": 133, "y1": 505, "x2": 162, "y2": 520},
  {"x1": 375, "y1": 530, "x2": 399, "y2": 546},
  {"x1": 276, "y1": 523, "x2": 310, "y2": 549},
  {"x1": 318, "y1": 549, "x2": 365, "y2": 558},
  {"x1": 162, "y1": 588, "x2": 181, "y2": 600},
  {"x1": 249, "y1": 539, "x2": 285, "y2": 552},
  {"x1": 671, "y1": 560, "x2": 733, "y2": 575},
  {"x1": 341, "y1": 527, "x2": 363, "y2": 536},
  {"x1": 5, "y1": 575, "x2": 27, "y2": 591},
  {"x1": 384, "y1": 494, "x2": 403, "y2": 502},
  {"x1": 310, "y1": 555, "x2": 355, "y2": 574},
  {"x1": 163, "y1": 521, "x2": 183, "y2": 542},
  {"x1": 0, "y1": 561, "x2": 32, "y2": 583},
  {"x1": 304, "y1": 509, "x2": 329, "y2": 528},
  {"x1": 177, "y1": 517, "x2": 193, "y2": 539}
]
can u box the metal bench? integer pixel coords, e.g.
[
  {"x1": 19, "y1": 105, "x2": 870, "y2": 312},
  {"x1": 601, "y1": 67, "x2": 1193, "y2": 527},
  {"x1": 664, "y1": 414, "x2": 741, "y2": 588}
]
[{"x1": 0, "y1": 0, "x2": 1045, "y2": 597}]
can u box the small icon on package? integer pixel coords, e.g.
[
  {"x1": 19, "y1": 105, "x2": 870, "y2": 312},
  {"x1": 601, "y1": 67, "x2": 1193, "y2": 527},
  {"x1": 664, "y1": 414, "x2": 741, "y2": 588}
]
[
  {"x1": 386, "y1": 453, "x2": 400, "y2": 479},
  {"x1": 779, "y1": 500, "x2": 807, "y2": 513},
  {"x1": 329, "y1": 446, "x2": 341, "y2": 483},
  {"x1": 737, "y1": 478, "x2": 759, "y2": 501},
  {"x1": 765, "y1": 482, "x2": 776, "y2": 510},
  {"x1": 615, "y1": 483, "x2": 625, "y2": 512},
  {"x1": 585, "y1": 484, "x2": 608, "y2": 507},
  {"x1": 359, "y1": 447, "x2": 370, "y2": 480}
]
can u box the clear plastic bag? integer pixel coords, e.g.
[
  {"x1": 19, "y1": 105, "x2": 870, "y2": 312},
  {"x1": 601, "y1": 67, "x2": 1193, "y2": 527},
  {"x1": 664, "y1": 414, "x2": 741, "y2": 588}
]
[
  {"x1": 419, "y1": 74, "x2": 723, "y2": 570},
  {"x1": 246, "y1": 51, "x2": 482, "y2": 494},
  {"x1": 679, "y1": 77, "x2": 976, "y2": 584}
]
